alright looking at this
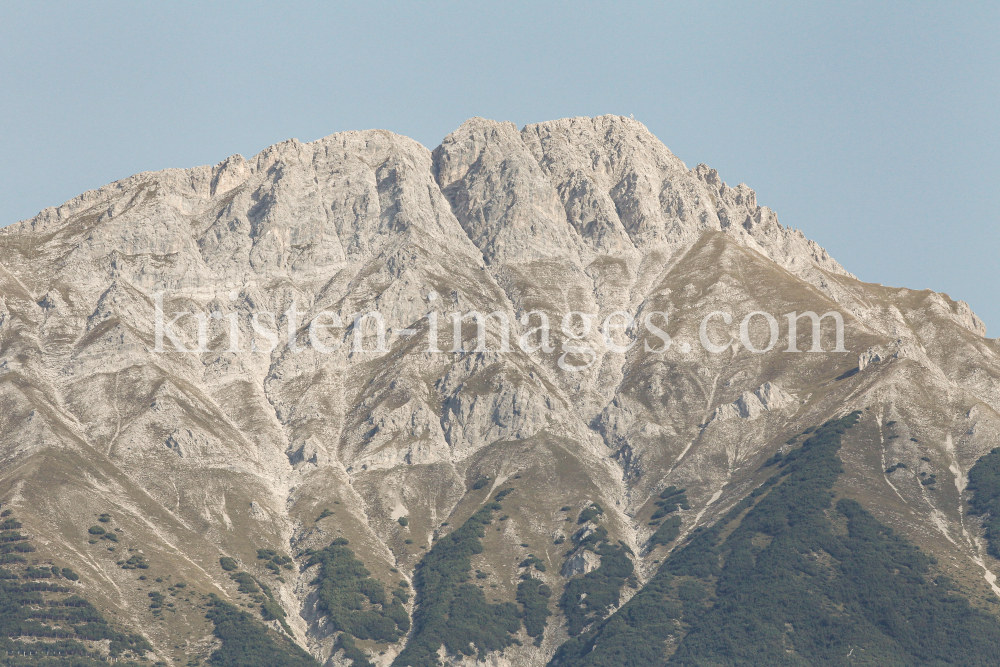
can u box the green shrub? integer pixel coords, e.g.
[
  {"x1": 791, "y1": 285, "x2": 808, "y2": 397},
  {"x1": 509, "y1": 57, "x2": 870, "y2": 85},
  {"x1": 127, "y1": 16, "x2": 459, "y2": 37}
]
[
  {"x1": 261, "y1": 598, "x2": 286, "y2": 624},
  {"x1": 517, "y1": 575, "x2": 552, "y2": 641},
  {"x1": 335, "y1": 631, "x2": 375, "y2": 667},
  {"x1": 518, "y1": 555, "x2": 546, "y2": 572},
  {"x1": 256, "y1": 549, "x2": 293, "y2": 577},
  {"x1": 25, "y1": 566, "x2": 53, "y2": 579},
  {"x1": 577, "y1": 503, "x2": 604, "y2": 525},
  {"x1": 397, "y1": 516, "x2": 409, "y2": 527},
  {"x1": 87, "y1": 526, "x2": 105, "y2": 536},
  {"x1": 0, "y1": 530, "x2": 26, "y2": 543},
  {"x1": 220, "y1": 556, "x2": 239, "y2": 571},
  {"x1": 231, "y1": 572, "x2": 259, "y2": 594},
  {"x1": 122, "y1": 555, "x2": 149, "y2": 570},
  {"x1": 574, "y1": 524, "x2": 609, "y2": 551},
  {"x1": 257, "y1": 548, "x2": 291, "y2": 565},
  {"x1": 650, "y1": 487, "x2": 689, "y2": 521},
  {"x1": 763, "y1": 451, "x2": 785, "y2": 467},
  {"x1": 649, "y1": 515, "x2": 682, "y2": 547}
]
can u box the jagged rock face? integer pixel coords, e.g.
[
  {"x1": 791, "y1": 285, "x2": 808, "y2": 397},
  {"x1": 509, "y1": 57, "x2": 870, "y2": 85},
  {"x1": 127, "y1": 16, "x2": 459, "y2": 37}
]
[
  {"x1": 710, "y1": 382, "x2": 795, "y2": 422},
  {"x1": 560, "y1": 549, "x2": 601, "y2": 578},
  {"x1": 1, "y1": 115, "x2": 999, "y2": 666}
]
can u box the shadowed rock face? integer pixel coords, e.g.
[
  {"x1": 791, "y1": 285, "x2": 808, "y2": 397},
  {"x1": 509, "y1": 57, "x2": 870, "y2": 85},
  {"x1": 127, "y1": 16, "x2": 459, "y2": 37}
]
[{"x1": 0, "y1": 115, "x2": 998, "y2": 665}]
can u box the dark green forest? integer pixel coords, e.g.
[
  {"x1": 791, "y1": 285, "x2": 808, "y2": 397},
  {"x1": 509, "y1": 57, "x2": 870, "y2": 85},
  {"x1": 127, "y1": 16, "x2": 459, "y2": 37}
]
[
  {"x1": 558, "y1": 538, "x2": 634, "y2": 637},
  {"x1": 0, "y1": 509, "x2": 316, "y2": 667},
  {"x1": 204, "y1": 598, "x2": 319, "y2": 667},
  {"x1": 549, "y1": 412, "x2": 1000, "y2": 667},
  {"x1": 968, "y1": 447, "x2": 1000, "y2": 559},
  {"x1": 390, "y1": 488, "x2": 524, "y2": 667},
  {"x1": 0, "y1": 507, "x2": 151, "y2": 666},
  {"x1": 303, "y1": 537, "x2": 410, "y2": 647}
]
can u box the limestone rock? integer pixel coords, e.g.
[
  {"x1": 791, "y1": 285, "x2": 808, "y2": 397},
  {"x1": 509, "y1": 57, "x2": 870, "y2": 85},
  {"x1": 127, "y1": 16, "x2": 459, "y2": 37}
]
[
  {"x1": 712, "y1": 382, "x2": 795, "y2": 422},
  {"x1": 561, "y1": 549, "x2": 602, "y2": 577}
]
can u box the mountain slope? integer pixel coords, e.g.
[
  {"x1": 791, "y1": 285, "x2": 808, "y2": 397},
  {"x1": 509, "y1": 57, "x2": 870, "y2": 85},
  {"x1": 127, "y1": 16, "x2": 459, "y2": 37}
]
[
  {"x1": 552, "y1": 413, "x2": 1000, "y2": 666},
  {"x1": 0, "y1": 115, "x2": 998, "y2": 666}
]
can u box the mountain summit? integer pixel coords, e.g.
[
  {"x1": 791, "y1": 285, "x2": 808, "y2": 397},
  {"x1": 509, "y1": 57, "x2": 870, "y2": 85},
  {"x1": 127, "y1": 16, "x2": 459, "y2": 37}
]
[{"x1": 0, "y1": 116, "x2": 998, "y2": 666}]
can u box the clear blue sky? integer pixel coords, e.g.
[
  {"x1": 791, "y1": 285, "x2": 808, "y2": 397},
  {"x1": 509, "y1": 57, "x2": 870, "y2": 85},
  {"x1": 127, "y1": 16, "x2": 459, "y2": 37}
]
[{"x1": 2, "y1": 2, "x2": 997, "y2": 332}]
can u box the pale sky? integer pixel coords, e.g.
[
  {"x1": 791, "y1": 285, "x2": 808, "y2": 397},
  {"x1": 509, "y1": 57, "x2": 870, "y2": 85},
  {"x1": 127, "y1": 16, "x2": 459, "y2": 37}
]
[{"x1": 2, "y1": 1, "x2": 997, "y2": 332}]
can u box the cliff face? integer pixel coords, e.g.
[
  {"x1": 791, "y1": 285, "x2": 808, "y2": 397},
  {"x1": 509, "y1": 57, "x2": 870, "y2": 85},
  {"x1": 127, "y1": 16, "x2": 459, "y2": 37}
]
[{"x1": 0, "y1": 115, "x2": 997, "y2": 666}]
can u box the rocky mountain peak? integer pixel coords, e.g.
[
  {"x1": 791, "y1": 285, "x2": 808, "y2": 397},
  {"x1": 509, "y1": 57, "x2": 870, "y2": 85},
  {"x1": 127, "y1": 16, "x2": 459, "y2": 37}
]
[{"x1": 0, "y1": 116, "x2": 996, "y2": 667}]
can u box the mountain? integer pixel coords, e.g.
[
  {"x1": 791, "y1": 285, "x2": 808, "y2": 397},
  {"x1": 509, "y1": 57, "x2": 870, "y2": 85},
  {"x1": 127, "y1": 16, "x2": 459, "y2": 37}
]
[{"x1": 1, "y1": 115, "x2": 999, "y2": 666}]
